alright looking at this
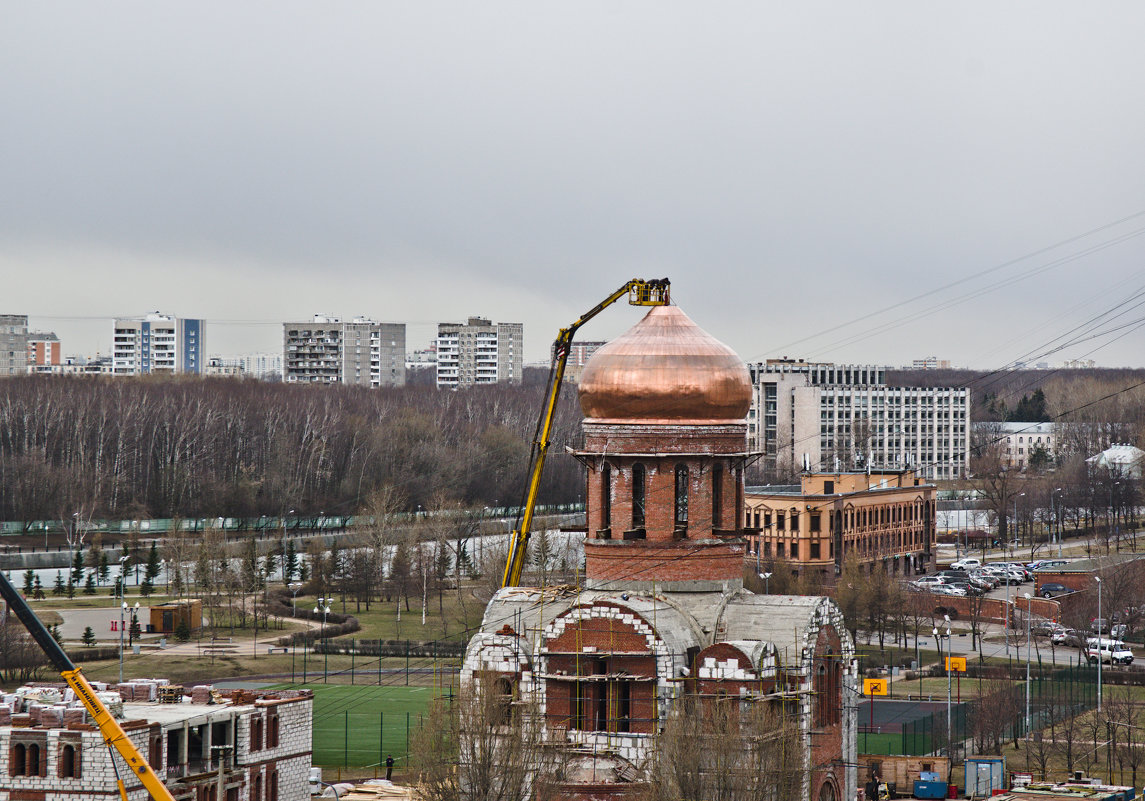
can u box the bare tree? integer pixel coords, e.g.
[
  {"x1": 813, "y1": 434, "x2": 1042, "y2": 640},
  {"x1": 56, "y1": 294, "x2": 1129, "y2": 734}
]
[
  {"x1": 412, "y1": 675, "x2": 567, "y2": 801},
  {"x1": 643, "y1": 696, "x2": 805, "y2": 801}
]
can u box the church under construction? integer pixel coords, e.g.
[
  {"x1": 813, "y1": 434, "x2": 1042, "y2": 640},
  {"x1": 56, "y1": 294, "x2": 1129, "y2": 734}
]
[{"x1": 462, "y1": 304, "x2": 859, "y2": 800}]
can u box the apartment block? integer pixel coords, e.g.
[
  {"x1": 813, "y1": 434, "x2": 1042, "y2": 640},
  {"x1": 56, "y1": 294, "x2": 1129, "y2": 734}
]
[
  {"x1": 112, "y1": 313, "x2": 205, "y2": 375},
  {"x1": 0, "y1": 315, "x2": 29, "y2": 376},
  {"x1": 748, "y1": 359, "x2": 970, "y2": 481},
  {"x1": 27, "y1": 332, "x2": 61, "y2": 373},
  {"x1": 436, "y1": 317, "x2": 523, "y2": 389},
  {"x1": 283, "y1": 315, "x2": 406, "y2": 387},
  {"x1": 557, "y1": 340, "x2": 606, "y2": 383}
]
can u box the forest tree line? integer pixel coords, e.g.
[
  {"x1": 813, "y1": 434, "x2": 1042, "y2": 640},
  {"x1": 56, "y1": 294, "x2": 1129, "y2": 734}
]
[{"x1": 0, "y1": 374, "x2": 585, "y2": 522}]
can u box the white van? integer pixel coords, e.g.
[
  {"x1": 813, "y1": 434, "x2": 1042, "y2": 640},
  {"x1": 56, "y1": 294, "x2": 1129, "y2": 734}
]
[{"x1": 1085, "y1": 638, "x2": 1134, "y2": 666}]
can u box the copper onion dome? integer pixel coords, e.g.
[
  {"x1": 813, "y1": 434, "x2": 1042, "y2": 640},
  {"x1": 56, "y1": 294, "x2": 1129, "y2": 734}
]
[{"x1": 578, "y1": 305, "x2": 752, "y2": 421}]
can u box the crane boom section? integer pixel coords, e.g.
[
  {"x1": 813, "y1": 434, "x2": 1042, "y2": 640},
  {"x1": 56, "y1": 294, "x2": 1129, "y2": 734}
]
[
  {"x1": 0, "y1": 571, "x2": 177, "y2": 801},
  {"x1": 501, "y1": 278, "x2": 669, "y2": 588}
]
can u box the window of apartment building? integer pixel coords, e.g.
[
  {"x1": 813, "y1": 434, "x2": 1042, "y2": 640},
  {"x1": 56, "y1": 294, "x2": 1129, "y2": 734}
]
[
  {"x1": 823, "y1": 480, "x2": 834, "y2": 494},
  {"x1": 790, "y1": 511, "x2": 799, "y2": 530},
  {"x1": 777, "y1": 512, "x2": 785, "y2": 531},
  {"x1": 776, "y1": 542, "x2": 785, "y2": 558},
  {"x1": 810, "y1": 513, "x2": 821, "y2": 533},
  {"x1": 790, "y1": 542, "x2": 799, "y2": 559},
  {"x1": 674, "y1": 464, "x2": 689, "y2": 531},
  {"x1": 763, "y1": 511, "x2": 772, "y2": 528},
  {"x1": 632, "y1": 464, "x2": 646, "y2": 528},
  {"x1": 763, "y1": 541, "x2": 771, "y2": 558},
  {"x1": 810, "y1": 542, "x2": 821, "y2": 559}
]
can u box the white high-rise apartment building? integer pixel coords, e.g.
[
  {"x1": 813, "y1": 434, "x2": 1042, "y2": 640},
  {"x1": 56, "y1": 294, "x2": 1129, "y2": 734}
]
[
  {"x1": 0, "y1": 315, "x2": 29, "y2": 376},
  {"x1": 282, "y1": 315, "x2": 406, "y2": 387},
  {"x1": 436, "y1": 317, "x2": 523, "y2": 389},
  {"x1": 112, "y1": 313, "x2": 204, "y2": 375},
  {"x1": 748, "y1": 359, "x2": 970, "y2": 481}
]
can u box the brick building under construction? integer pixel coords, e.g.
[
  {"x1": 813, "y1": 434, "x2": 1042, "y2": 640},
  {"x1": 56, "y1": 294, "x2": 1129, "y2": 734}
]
[{"x1": 462, "y1": 304, "x2": 859, "y2": 801}]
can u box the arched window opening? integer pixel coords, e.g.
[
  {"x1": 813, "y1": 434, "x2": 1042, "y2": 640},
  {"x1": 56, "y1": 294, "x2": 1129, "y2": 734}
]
[
  {"x1": 601, "y1": 464, "x2": 611, "y2": 533},
  {"x1": 27, "y1": 743, "x2": 40, "y2": 777},
  {"x1": 631, "y1": 464, "x2": 646, "y2": 528},
  {"x1": 12, "y1": 743, "x2": 26, "y2": 776},
  {"x1": 270, "y1": 771, "x2": 279, "y2": 800},
  {"x1": 60, "y1": 744, "x2": 76, "y2": 778},
  {"x1": 712, "y1": 464, "x2": 724, "y2": 528},
  {"x1": 253, "y1": 774, "x2": 263, "y2": 801},
  {"x1": 268, "y1": 716, "x2": 280, "y2": 748},
  {"x1": 493, "y1": 676, "x2": 515, "y2": 725},
  {"x1": 674, "y1": 464, "x2": 689, "y2": 532}
]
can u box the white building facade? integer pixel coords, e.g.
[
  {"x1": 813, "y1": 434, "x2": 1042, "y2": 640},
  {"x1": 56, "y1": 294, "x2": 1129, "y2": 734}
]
[
  {"x1": 748, "y1": 360, "x2": 971, "y2": 481},
  {"x1": 996, "y1": 422, "x2": 1055, "y2": 470},
  {"x1": 435, "y1": 317, "x2": 522, "y2": 389},
  {"x1": 283, "y1": 315, "x2": 406, "y2": 387},
  {"x1": 113, "y1": 313, "x2": 205, "y2": 375}
]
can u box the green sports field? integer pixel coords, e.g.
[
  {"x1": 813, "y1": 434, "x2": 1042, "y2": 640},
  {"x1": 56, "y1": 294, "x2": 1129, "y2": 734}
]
[{"x1": 268, "y1": 683, "x2": 447, "y2": 769}]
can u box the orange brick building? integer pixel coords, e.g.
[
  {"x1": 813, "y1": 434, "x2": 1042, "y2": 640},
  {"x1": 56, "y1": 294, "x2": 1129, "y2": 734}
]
[
  {"x1": 463, "y1": 305, "x2": 858, "y2": 801},
  {"x1": 745, "y1": 470, "x2": 936, "y2": 580}
]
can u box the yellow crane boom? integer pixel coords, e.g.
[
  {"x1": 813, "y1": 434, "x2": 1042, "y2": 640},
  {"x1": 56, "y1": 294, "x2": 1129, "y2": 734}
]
[{"x1": 501, "y1": 278, "x2": 670, "y2": 588}]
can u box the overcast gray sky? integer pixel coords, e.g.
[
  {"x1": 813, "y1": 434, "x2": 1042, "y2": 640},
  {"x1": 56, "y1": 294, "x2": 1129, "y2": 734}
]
[{"x1": 4, "y1": 3, "x2": 1145, "y2": 368}]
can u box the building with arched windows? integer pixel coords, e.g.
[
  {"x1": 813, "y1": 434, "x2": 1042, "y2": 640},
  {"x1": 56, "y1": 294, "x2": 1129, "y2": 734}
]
[
  {"x1": 463, "y1": 305, "x2": 858, "y2": 801},
  {"x1": 744, "y1": 470, "x2": 937, "y2": 580}
]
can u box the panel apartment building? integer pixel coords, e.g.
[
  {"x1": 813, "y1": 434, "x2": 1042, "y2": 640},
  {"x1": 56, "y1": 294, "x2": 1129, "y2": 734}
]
[
  {"x1": 748, "y1": 359, "x2": 970, "y2": 481},
  {"x1": 112, "y1": 313, "x2": 204, "y2": 375},
  {"x1": 436, "y1": 317, "x2": 522, "y2": 389},
  {"x1": 0, "y1": 315, "x2": 28, "y2": 376},
  {"x1": 282, "y1": 315, "x2": 406, "y2": 387}
]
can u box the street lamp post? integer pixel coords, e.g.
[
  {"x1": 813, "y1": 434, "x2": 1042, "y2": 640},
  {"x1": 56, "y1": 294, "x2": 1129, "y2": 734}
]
[
  {"x1": 760, "y1": 572, "x2": 772, "y2": 595},
  {"x1": 1023, "y1": 592, "x2": 1032, "y2": 743},
  {"x1": 283, "y1": 509, "x2": 294, "y2": 582},
  {"x1": 290, "y1": 582, "x2": 303, "y2": 616},
  {"x1": 1053, "y1": 488, "x2": 1063, "y2": 558},
  {"x1": 314, "y1": 596, "x2": 332, "y2": 683},
  {"x1": 1096, "y1": 576, "x2": 1103, "y2": 713},
  {"x1": 117, "y1": 599, "x2": 127, "y2": 681},
  {"x1": 934, "y1": 617, "x2": 953, "y2": 758}
]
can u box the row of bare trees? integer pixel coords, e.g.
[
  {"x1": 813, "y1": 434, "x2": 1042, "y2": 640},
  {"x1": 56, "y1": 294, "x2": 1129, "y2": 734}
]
[{"x1": 0, "y1": 374, "x2": 584, "y2": 522}]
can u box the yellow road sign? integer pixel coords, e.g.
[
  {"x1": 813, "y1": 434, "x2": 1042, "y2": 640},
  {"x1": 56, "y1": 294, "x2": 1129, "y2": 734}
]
[
  {"x1": 946, "y1": 657, "x2": 967, "y2": 672},
  {"x1": 863, "y1": 678, "x2": 888, "y2": 696}
]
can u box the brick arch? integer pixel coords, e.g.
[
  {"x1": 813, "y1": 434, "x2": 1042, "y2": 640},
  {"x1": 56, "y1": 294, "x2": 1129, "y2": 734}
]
[{"x1": 539, "y1": 603, "x2": 665, "y2": 737}]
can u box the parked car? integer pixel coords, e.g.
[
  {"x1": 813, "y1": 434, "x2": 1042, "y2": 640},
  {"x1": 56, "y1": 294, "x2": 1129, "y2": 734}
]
[
  {"x1": 951, "y1": 557, "x2": 981, "y2": 570},
  {"x1": 1040, "y1": 583, "x2": 1071, "y2": 598},
  {"x1": 1085, "y1": 638, "x2": 1134, "y2": 666},
  {"x1": 912, "y1": 576, "x2": 945, "y2": 590},
  {"x1": 1052, "y1": 629, "x2": 1085, "y2": 647},
  {"x1": 1031, "y1": 621, "x2": 1064, "y2": 637}
]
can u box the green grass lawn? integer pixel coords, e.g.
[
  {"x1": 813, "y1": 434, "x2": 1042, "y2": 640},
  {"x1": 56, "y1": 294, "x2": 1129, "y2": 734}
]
[{"x1": 267, "y1": 683, "x2": 446, "y2": 771}]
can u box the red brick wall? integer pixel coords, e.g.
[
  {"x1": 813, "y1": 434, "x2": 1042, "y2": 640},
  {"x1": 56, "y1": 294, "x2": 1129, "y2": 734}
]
[{"x1": 585, "y1": 540, "x2": 746, "y2": 584}]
